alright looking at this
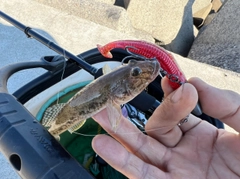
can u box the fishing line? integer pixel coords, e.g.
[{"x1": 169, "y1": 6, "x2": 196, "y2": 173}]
[
  {"x1": 72, "y1": 124, "x2": 177, "y2": 137},
  {"x1": 56, "y1": 49, "x2": 67, "y2": 105}
]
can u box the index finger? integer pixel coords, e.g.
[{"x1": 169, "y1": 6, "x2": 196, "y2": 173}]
[{"x1": 189, "y1": 77, "x2": 240, "y2": 132}]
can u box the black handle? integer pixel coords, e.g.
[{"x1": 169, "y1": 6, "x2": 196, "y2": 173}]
[{"x1": 0, "y1": 56, "x2": 65, "y2": 93}]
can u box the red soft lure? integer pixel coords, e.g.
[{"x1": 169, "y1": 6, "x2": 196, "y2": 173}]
[{"x1": 97, "y1": 40, "x2": 187, "y2": 89}]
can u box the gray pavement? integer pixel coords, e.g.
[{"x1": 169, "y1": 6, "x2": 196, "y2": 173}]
[{"x1": 0, "y1": 0, "x2": 239, "y2": 179}]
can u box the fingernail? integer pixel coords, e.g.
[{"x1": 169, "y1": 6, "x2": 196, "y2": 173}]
[{"x1": 171, "y1": 85, "x2": 184, "y2": 103}]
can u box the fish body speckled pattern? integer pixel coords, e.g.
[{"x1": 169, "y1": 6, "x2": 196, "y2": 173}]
[{"x1": 47, "y1": 59, "x2": 160, "y2": 137}]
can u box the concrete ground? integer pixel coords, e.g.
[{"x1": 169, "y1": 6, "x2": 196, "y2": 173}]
[{"x1": 0, "y1": 0, "x2": 239, "y2": 178}]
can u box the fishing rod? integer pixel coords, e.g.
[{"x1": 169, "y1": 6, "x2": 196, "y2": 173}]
[{"x1": 0, "y1": 11, "x2": 98, "y2": 76}]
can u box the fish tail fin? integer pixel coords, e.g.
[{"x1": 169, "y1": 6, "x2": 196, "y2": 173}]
[{"x1": 41, "y1": 103, "x2": 65, "y2": 128}]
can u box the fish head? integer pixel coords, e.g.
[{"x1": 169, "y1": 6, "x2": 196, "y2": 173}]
[{"x1": 113, "y1": 59, "x2": 160, "y2": 104}]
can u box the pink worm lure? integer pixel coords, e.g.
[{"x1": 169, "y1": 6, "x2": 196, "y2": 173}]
[{"x1": 97, "y1": 40, "x2": 187, "y2": 90}]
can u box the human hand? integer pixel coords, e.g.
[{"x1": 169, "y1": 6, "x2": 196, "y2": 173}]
[{"x1": 92, "y1": 77, "x2": 240, "y2": 179}]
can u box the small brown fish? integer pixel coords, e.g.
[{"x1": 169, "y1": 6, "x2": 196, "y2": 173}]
[{"x1": 45, "y1": 59, "x2": 160, "y2": 137}]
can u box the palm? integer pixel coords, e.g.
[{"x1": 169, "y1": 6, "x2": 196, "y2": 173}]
[{"x1": 166, "y1": 126, "x2": 239, "y2": 178}]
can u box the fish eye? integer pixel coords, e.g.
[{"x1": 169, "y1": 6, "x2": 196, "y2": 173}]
[{"x1": 131, "y1": 67, "x2": 142, "y2": 76}]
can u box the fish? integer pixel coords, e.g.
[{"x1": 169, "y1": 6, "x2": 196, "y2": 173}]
[{"x1": 43, "y1": 59, "x2": 160, "y2": 138}]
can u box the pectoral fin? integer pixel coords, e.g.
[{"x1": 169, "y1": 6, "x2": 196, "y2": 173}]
[{"x1": 106, "y1": 100, "x2": 122, "y2": 132}]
